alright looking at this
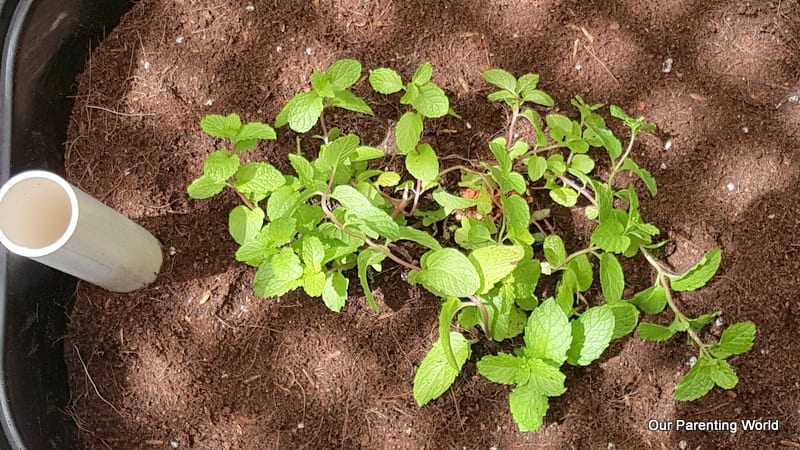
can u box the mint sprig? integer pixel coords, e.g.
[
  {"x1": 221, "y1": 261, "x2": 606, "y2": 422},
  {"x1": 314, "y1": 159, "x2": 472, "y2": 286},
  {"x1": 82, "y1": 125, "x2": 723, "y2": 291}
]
[{"x1": 187, "y1": 61, "x2": 755, "y2": 434}]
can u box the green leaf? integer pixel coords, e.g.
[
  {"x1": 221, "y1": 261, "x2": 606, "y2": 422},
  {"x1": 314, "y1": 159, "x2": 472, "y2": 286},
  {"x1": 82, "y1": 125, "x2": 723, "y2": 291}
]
[
  {"x1": 587, "y1": 125, "x2": 622, "y2": 160},
  {"x1": 567, "y1": 254, "x2": 593, "y2": 292},
  {"x1": 454, "y1": 217, "x2": 494, "y2": 250},
  {"x1": 508, "y1": 383, "x2": 549, "y2": 432},
  {"x1": 322, "y1": 272, "x2": 349, "y2": 312},
  {"x1": 621, "y1": 159, "x2": 657, "y2": 196},
  {"x1": 228, "y1": 205, "x2": 265, "y2": 245},
  {"x1": 432, "y1": 189, "x2": 477, "y2": 215},
  {"x1": 236, "y1": 122, "x2": 276, "y2": 143},
  {"x1": 302, "y1": 268, "x2": 326, "y2": 297},
  {"x1": 599, "y1": 252, "x2": 624, "y2": 303},
  {"x1": 375, "y1": 171, "x2": 400, "y2": 187},
  {"x1": 546, "y1": 154, "x2": 567, "y2": 175},
  {"x1": 352, "y1": 146, "x2": 385, "y2": 162},
  {"x1": 397, "y1": 226, "x2": 442, "y2": 250},
  {"x1": 477, "y1": 353, "x2": 521, "y2": 385},
  {"x1": 631, "y1": 285, "x2": 668, "y2": 314},
  {"x1": 318, "y1": 134, "x2": 361, "y2": 171},
  {"x1": 673, "y1": 355, "x2": 717, "y2": 401},
  {"x1": 204, "y1": 150, "x2": 240, "y2": 182},
  {"x1": 567, "y1": 306, "x2": 615, "y2": 366},
  {"x1": 503, "y1": 260, "x2": 540, "y2": 301},
  {"x1": 413, "y1": 248, "x2": 481, "y2": 297},
  {"x1": 515, "y1": 73, "x2": 540, "y2": 94},
  {"x1": 608, "y1": 302, "x2": 639, "y2": 339},
  {"x1": 234, "y1": 139, "x2": 258, "y2": 153},
  {"x1": 357, "y1": 248, "x2": 386, "y2": 312},
  {"x1": 508, "y1": 140, "x2": 530, "y2": 159},
  {"x1": 543, "y1": 235, "x2": 567, "y2": 266},
  {"x1": 637, "y1": 322, "x2": 677, "y2": 341},
  {"x1": 522, "y1": 90, "x2": 554, "y2": 107},
  {"x1": 569, "y1": 154, "x2": 595, "y2": 175},
  {"x1": 518, "y1": 358, "x2": 567, "y2": 396},
  {"x1": 287, "y1": 91, "x2": 324, "y2": 133},
  {"x1": 546, "y1": 114, "x2": 574, "y2": 140},
  {"x1": 395, "y1": 111, "x2": 424, "y2": 155},
  {"x1": 438, "y1": 297, "x2": 473, "y2": 369},
  {"x1": 411, "y1": 62, "x2": 433, "y2": 85},
  {"x1": 688, "y1": 311, "x2": 721, "y2": 332},
  {"x1": 502, "y1": 194, "x2": 534, "y2": 245},
  {"x1": 711, "y1": 322, "x2": 756, "y2": 359},
  {"x1": 489, "y1": 138, "x2": 512, "y2": 172},
  {"x1": 591, "y1": 220, "x2": 630, "y2": 254},
  {"x1": 406, "y1": 143, "x2": 439, "y2": 183},
  {"x1": 413, "y1": 332, "x2": 471, "y2": 406},
  {"x1": 487, "y1": 90, "x2": 517, "y2": 102},
  {"x1": 201, "y1": 113, "x2": 241, "y2": 139},
  {"x1": 524, "y1": 298, "x2": 572, "y2": 365},
  {"x1": 469, "y1": 245, "x2": 525, "y2": 294},
  {"x1": 311, "y1": 70, "x2": 335, "y2": 97},
  {"x1": 301, "y1": 236, "x2": 325, "y2": 271},
  {"x1": 411, "y1": 83, "x2": 449, "y2": 118},
  {"x1": 400, "y1": 83, "x2": 419, "y2": 104},
  {"x1": 330, "y1": 185, "x2": 399, "y2": 238},
  {"x1": 710, "y1": 359, "x2": 738, "y2": 389},
  {"x1": 267, "y1": 185, "x2": 303, "y2": 220},
  {"x1": 288, "y1": 154, "x2": 316, "y2": 186},
  {"x1": 549, "y1": 186, "x2": 579, "y2": 207},
  {"x1": 369, "y1": 68, "x2": 404, "y2": 94},
  {"x1": 326, "y1": 59, "x2": 362, "y2": 91},
  {"x1": 187, "y1": 175, "x2": 225, "y2": 199},
  {"x1": 253, "y1": 248, "x2": 303, "y2": 298},
  {"x1": 483, "y1": 68, "x2": 517, "y2": 93},
  {"x1": 669, "y1": 248, "x2": 722, "y2": 291},
  {"x1": 526, "y1": 156, "x2": 548, "y2": 182},
  {"x1": 328, "y1": 90, "x2": 374, "y2": 115},
  {"x1": 234, "y1": 162, "x2": 286, "y2": 195}
]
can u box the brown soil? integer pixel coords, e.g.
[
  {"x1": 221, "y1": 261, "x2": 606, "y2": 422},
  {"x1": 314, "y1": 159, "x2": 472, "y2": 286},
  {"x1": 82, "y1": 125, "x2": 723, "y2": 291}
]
[{"x1": 63, "y1": 0, "x2": 800, "y2": 449}]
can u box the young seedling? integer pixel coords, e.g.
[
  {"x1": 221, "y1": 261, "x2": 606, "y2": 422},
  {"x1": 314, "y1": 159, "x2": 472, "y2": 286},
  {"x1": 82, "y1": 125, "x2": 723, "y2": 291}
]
[{"x1": 188, "y1": 59, "x2": 756, "y2": 433}]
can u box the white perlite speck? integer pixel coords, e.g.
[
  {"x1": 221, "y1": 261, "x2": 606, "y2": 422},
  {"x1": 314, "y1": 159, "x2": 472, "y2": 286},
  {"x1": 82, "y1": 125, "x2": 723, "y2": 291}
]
[
  {"x1": 661, "y1": 57, "x2": 673, "y2": 73},
  {"x1": 742, "y1": 126, "x2": 749, "y2": 133},
  {"x1": 175, "y1": 35, "x2": 184, "y2": 44},
  {"x1": 143, "y1": 61, "x2": 151, "y2": 70},
  {"x1": 688, "y1": 356, "x2": 697, "y2": 367},
  {"x1": 168, "y1": 247, "x2": 177, "y2": 256},
  {"x1": 663, "y1": 138, "x2": 673, "y2": 150},
  {"x1": 245, "y1": 3, "x2": 255, "y2": 12},
  {"x1": 297, "y1": 422, "x2": 305, "y2": 429},
  {"x1": 575, "y1": 63, "x2": 582, "y2": 70},
  {"x1": 726, "y1": 182, "x2": 736, "y2": 192},
  {"x1": 305, "y1": 47, "x2": 312, "y2": 55},
  {"x1": 679, "y1": 440, "x2": 688, "y2": 450},
  {"x1": 660, "y1": 162, "x2": 667, "y2": 170},
  {"x1": 714, "y1": 317, "x2": 724, "y2": 327},
  {"x1": 170, "y1": 441, "x2": 179, "y2": 449},
  {"x1": 204, "y1": 98, "x2": 214, "y2": 106}
]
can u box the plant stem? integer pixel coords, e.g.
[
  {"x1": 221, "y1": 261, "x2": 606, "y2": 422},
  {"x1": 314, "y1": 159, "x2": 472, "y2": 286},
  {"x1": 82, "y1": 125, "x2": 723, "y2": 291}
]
[
  {"x1": 467, "y1": 295, "x2": 492, "y2": 337},
  {"x1": 319, "y1": 108, "x2": 330, "y2": 144},
  {"x1": 505, "y1": 101, "x2": 520, "y2": 150},
  {"x1": 608, "y1": 131, "x2": 636, "y2": 186},
  {"x1": 558, "y1": 175, "x2": 597, "y2": 206},
  {"x1": 226, "y1": 182, "x2": 257, "y2": 210},
  {"x1": 554, "y1": 245, "x2": 599, "y2": 271},
  {"x1": 640, "y1": 246, "x2": 709, "y2": 356},
  {"x1": 408, "y1": 179, "x2": 422, "y2": 215},
  {"x1": 320, "y1": 170, "x2": 420, "y2": 272}
]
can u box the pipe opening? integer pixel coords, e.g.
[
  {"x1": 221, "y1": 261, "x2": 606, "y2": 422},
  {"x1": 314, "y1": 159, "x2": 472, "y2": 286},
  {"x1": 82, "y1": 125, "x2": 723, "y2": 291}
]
[{"x1": 0, "y1": 174, "x2": 75, "y2": 253}]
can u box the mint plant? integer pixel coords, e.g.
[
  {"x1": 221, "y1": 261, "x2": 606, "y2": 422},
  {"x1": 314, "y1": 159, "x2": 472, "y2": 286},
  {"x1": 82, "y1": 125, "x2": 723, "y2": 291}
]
[{"x1": 188, "y1": 60, "x2": 756, "y2": 432}]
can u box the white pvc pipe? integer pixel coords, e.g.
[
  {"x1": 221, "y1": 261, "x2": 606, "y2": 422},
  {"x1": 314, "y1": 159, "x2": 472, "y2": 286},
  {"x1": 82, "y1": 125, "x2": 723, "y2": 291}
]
[{"x1": 0, "y1": 170, "x2": 163, "y2": 292}]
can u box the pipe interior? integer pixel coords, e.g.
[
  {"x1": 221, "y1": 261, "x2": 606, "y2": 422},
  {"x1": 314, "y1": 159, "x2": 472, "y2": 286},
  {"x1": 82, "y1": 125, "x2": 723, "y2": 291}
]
[{"x1": 0, "y1": 177, "x2": 73, "y2": 250}]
